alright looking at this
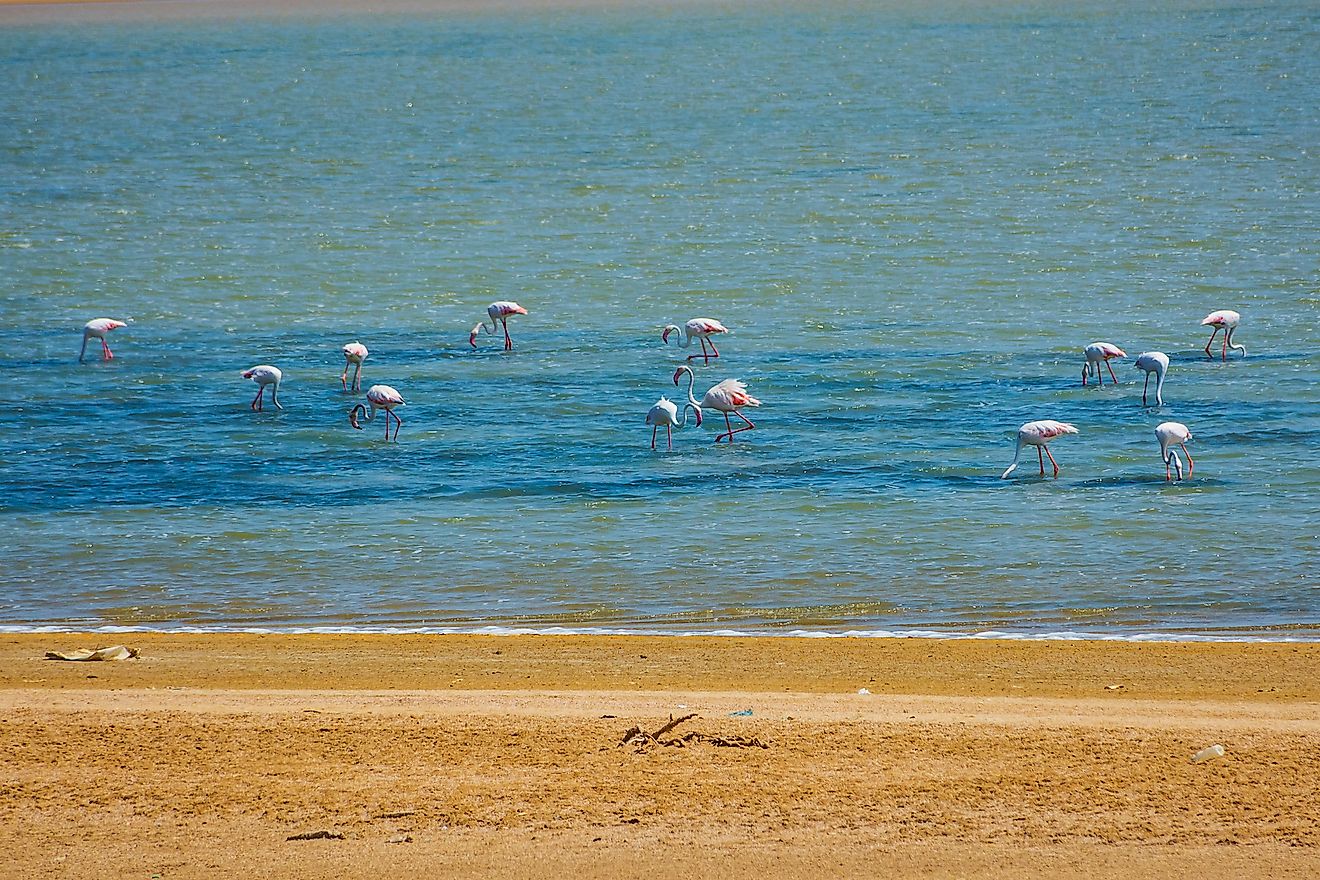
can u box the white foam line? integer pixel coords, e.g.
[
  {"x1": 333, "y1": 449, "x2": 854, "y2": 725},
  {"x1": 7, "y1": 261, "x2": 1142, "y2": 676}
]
[{"x1": 0, "y1": 624, "x2": 1314, "y2": 643}]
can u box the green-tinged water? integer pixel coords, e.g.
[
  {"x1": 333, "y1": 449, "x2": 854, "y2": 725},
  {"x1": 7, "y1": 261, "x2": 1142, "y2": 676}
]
[{"x1": 1, "y1": 0, "x2": 1317, "y2": 637}]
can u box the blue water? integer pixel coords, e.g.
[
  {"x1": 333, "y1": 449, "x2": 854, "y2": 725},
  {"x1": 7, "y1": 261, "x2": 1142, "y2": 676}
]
[{"x1": 1, "y1": 0, "x2": 1318, "y2": 638}]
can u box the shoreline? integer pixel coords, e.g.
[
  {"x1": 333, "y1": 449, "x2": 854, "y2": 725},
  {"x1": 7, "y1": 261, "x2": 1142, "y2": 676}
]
[{"x1": 5, "y1": 633, "x2": 1319, "y2": 877}]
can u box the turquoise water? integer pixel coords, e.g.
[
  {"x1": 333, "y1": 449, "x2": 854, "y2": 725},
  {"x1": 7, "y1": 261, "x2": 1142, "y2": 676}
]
[{"x1": 1, "y1": 0, "x2": 1317, "y2": 638}]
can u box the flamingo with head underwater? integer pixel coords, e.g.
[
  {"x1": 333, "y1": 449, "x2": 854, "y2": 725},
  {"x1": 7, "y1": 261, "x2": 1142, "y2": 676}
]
[
  {"x1": 645, "y1": 396, "x2": 701, "y2": 450},
  {"x1": 1155, "y1": 421, "x2": 1194, "y2": 482},
  {"x1": 341, "y1": 342, "x2": 368, "y2": 392},
  {"x1": 662, "y1": 318, "x2": 729, "y2": 364},
  {"x1": 673, "y1": 364, "x2": 760, "y2": 443},
  {"x1": 1001, "y1": 420, "x2": 1079, "y2": 478},
  {"x1": 1081, "y1": 342, "x2": 1126, "y2": 387},
  {"x1": 349, "y1": 384, "x2": 405, "y2": 441},
  {"x1": 470, "y1": 301, "x2": 528, "y2": 351},
  {"x1": 1133, "y1": 351, "x2": 1169, "y2": 406},
  {"x1": 79, "y1": 318, "x2": 127, "y2": 363},
  {"x1": 1201, "y1": 310, "x2": 1245, "y2": 360},
  {"x1": 242, "y1": 365, "x2": 283, "y2": 412}
]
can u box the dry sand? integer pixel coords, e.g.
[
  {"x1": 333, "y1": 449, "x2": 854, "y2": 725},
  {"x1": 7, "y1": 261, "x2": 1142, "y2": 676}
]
[{"x1": 2, "y1": 632, "x2": 1318, "y2": 878}]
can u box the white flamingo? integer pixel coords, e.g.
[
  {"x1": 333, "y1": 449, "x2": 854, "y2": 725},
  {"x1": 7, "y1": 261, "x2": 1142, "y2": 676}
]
[
  {"x1": 662, "y1": 318, "x2": 729, "y2": 364},
  {"x1": 1201, "y1": 310, "x2": 1245, "y2": 360},
  {"x1": 470, "y1": 301, "x2": 528, "y2": 351},
  {"x1": 79, "y1": 318, "x2": 127, "y2": 363},
  {"x1": 242, "y1": 365, "x2": 283, "y2": 412},
  {"x1": 1133, "y1": 352, "x2": 1170, "y2": 406},
  {"x1": 341, "y1": 342, "x2": 368, "y2": 392},
  {"x1": 673, "y1": 365, "x2": 761, "y2": 443},
  {"x1": 349, "y1": 384, "x2": 406, "y2": 441},
  {"x1": 645, "y1": 396, "x2": 701, "y2": 450},
  {"x1": 1081, "y1": 342, "x2": 1126, "y2": 387},
  {"x1": 1001, "y1": 420, "x2": 1079, "y2": 478},
  {"x1": 1156, "y1": 421, "x2": 1194, "y2": 482}
]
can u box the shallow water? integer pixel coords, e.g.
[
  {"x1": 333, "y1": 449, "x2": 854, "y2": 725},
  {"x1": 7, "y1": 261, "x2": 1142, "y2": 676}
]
[{"x1": 1, "y1": 0, "x2": 1317, "y2": 637}]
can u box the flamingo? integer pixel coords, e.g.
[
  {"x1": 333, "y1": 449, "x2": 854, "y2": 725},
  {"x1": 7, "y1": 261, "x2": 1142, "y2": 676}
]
[
  {"x1": 470, "y1": 301, "x2": 528, "y2": 351},
  {"x1": 1155, "y1": 421, "x2": 1194, "y2": 482},
  {"x1": 1201, "y1": 310, "x2": 1245, "y2": 360},
  {"x1": 242, "y1": 365, "x2": 283, "y2": 412},
  {"x1": 1133, "y1": 351, "x2": 1170, "y2": 406},
  {"x1": 1081, "y1": 342, "x2": 1126, "y2": 387},
  {"x1": 673, "y1": 365, "x2": 761, "y2": 443},
  {"x1": 79, "y1": 318, "x2": 127, "y2": 363},
  {"x1": 341, "y1": 342, "x2": 368, "y2": 392},
  {"x1": 645, "y1": 396, "x2": 701, "y2": 450},
  {"x1": 662, "y1": 318, "x2": 729, "y2": 364},
  {"x1": 349, "y1": 384, "x2": 405, "y2": 441},
  {"x1": 1001, "y1": 420, "x2": 1079, "y2": 478}
]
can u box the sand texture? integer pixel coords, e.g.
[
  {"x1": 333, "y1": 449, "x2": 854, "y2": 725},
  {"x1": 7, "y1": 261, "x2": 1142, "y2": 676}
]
[{"x1": 2, "y1": 633, "x2": 1318, "y2": 878}]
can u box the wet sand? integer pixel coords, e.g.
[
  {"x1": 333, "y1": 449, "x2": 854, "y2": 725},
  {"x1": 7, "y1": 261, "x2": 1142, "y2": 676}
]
[{"x1": 2, "y1": 632, "x2": 1318, "y2": 878}]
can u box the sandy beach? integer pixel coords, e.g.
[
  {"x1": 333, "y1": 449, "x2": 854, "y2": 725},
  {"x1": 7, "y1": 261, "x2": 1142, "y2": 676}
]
[{"x1": 2, "y1": 633, "x2": 1317, "y2": 878}]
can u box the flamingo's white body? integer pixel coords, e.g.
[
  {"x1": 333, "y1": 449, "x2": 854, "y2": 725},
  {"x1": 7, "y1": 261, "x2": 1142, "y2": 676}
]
[
  {"x1": 662, "y1": 318, "x2": 729, "y2": 364},
  {"x1": 471, "y1": 301, "x2": 528, "y2": 351},
  {"x1": 341, "y1": 342, "x2": 368, "y2": 392},
  {"x1": 1156, "y1": 421, "x2": 1194, "y2": 482},
  {"x1": 1201, "y1": 310, "x2": 1245, "y2": 360},
  {"x1": 645, "y1": 395, "x2": 701, "y2": 450},
  {"x1": 674, "y1": 365, "x2": 761, "y2": 443},
  {"x1": 1001, "y1": 420, "x2": 1079, "y2": 478},
  {"x1": 1133, "y1": 351, "x2": 1170, "y2": 406},
  {"x1": 1081, "y1": 342, "x2": 1126, "y2": 386},
  {"x1": 79, "y1": 318, "x2": 127, "y2": 363},
  {"x1": 349, "y1": 384, "x2": 405, "y2": 441},
  {"x1": 242, "y1": 365, "x2": 283, "y2": 412}
]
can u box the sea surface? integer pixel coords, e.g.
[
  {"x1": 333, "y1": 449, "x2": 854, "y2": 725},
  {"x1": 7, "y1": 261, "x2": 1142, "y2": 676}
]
[{"x1": 1, "y1": 0, "x2": 1317, "y2": 639}]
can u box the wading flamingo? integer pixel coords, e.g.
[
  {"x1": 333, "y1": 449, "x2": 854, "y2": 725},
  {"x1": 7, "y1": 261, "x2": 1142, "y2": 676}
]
[
  {"x1": 674, "y1": 365, "x2": 761, "y2": 443},
  {"x1": 1156, "y1": 421, "x2": 1194, "y2": 482},
  {"x1": 341, "y1": 342, "x2": 368, "y2": 392},
  {"x1": 470, "y1": 301, "x2": 528, "y2": 351},
  {"x1": 645, "y1": 396, "x2": 701, "y2": 450},
  {"x1": 1201, "y1": 310, "x2": 1245, "y2": 360},
  {"x1": 1133, "y1": 351, "x2": 1170, "y2": 406},
  {"x1": 662, "y1": 318, "x2": 729, "y2": 364},
  {"x1": 1001, "y1": 420, "x2": 1079, "y2": 478},
  {"x1": 1081, "y1": 342, "x2": 1126, "y2": 386},
  {"x1": 242, "y1": 365, "x2": 283, "y2": 412},
  {"x1": 349, "y1": 384, "x2": 405, "y2": 441},
  {"x1": 79, "y1": 318, "x2": 127, "y2": 363}
]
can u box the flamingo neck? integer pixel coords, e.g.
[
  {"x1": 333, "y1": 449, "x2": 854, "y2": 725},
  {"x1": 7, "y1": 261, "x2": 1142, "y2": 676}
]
[
  {"x1": 681, "y1": 369, "x2": 700, "y2": 409},
  {"x1": 1001, "y1": 439, "x2": 1024, "y2": 478}
]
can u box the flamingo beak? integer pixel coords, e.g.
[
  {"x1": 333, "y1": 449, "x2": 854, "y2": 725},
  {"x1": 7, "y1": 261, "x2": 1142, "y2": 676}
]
[
  {"x1": 349, "y1": 409, "x2": 362, "y2": 430},
  {"x1": 694, "y1": 409, "x2": 702, "y2": 427},
  {"x1": 672, "y1": 368, "x2": 682, "y2": 385},
  {"x1": 662, "y1": 327, "x2": 673, "y2": 344},
  {"x1": 468, "y1": 333, "x2": 478, "y2": 348}
]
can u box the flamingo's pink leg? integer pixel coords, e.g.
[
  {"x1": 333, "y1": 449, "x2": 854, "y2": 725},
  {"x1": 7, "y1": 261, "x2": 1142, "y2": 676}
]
[
  {"x1": 688, "y1": 338, "x2": 709, "y2": 363},
  {"x1": 1105, "y1": 360, "x2": 1119, "y2": 384},
  {"x1": 502, "y1": 318, "x2": 512, "y2": 351},
  {"x1": 1044, "y1": 445, "x2": 1060, "y2": 477},
  {"x1": 708, "y1": 339, "x2": 720, "y2": 360},
  {"x1": 718, "y1": 411, "x2": 756, "y2": 442},
  {"x1": 1166, "y1": 457, "x2": 1172, "y2": 481},
  {"x1": 716, "y1": 411, "x2": 734, "y2": 442},
  {"x1": 1142, "y1": 373, "x2": 1151, "y2": 405},
  {"x1": 251, "y1": 387, "x2": 263, "y2": 411},
  {"x1": 1037, "y1": 447, "x2": 1045, "y2": 475},
  {"x1": 102, "y1": 339, "x2": 113, "y2": 360},
  {"x1": 341, "y1": 369, "x2": 349, "y2": 391},
  {"x1": 1204, "y1": 328, "x2": 1220, "y2": 358},
  {"x1": 1221, "y1": 335, "x2": 1228, "y2": 361},
  {"x1": 651, "y1": 426, "x2": 657, "y2": 450},
  {"x1": 1182, "y1": 444, "x2": 1193, "y2": 476},
  {"x1": 1096, "y1": 363, "x2": 1104, "y2": 386},
  {"x1": 666, "y1": 425, "x2": 673, "y2": 450}
]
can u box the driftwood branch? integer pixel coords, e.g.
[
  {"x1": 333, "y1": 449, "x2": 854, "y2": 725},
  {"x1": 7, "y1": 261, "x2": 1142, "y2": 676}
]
[{"x1": 619, "y1": 714, "x2": 768, "y2": 750}]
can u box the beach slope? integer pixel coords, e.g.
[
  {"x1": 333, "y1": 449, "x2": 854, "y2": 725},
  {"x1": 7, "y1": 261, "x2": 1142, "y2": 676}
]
[{"x1": 2, "y1": 633, "x2": 1317, "y2": 878}]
